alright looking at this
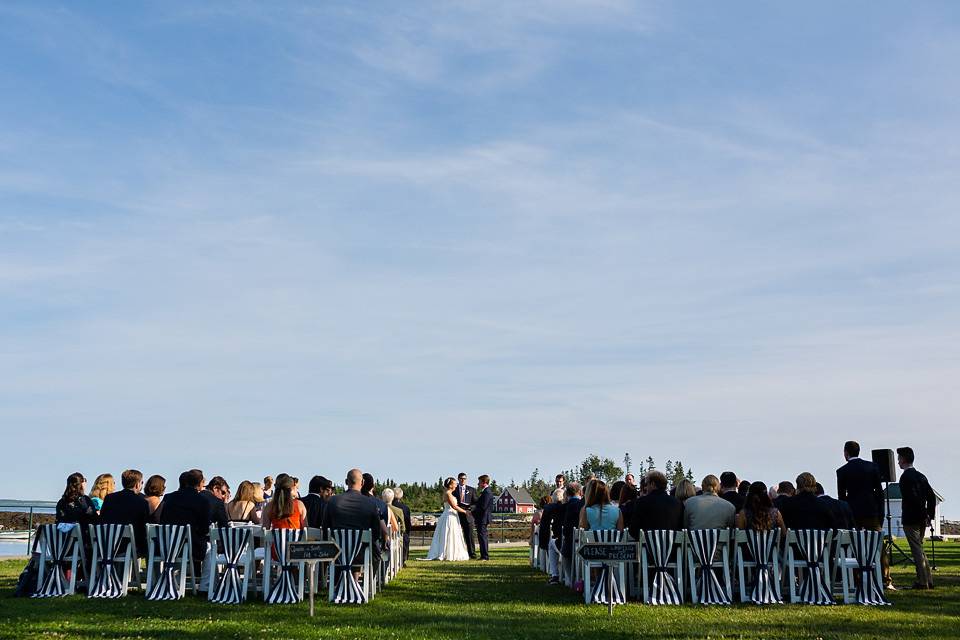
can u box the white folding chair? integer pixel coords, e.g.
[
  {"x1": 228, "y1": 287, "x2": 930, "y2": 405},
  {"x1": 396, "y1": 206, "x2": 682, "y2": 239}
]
[
  {"x1": 329, "y1": 529, "x2": 372, "y2": 604},
  {"x1": 208, "y1": 525, "x2": 256, "y2": 604},
  {"x1": 784, "y1": 529, "x2": 834, "y2": 604},
  {"x1": 530, "y1": 525, "x2": 539, "y2": 567},
  {"x1": 686, "y1": 528, "x2": 732, "y2": 605},
  {"x1": 145, "y1": 523, "x2": 196, "y2": 600},
  {"x1": 87, "y1": 524, "x2": 141, "y2": 598},
  {"x1": 263, "y1": 528, "x2": 305, "y2": 604},
  {"x1": 837, "y1": 529, "x2": 890, "y2": 605},
  {"x1": 581, "y1": 529, "x2": 627, "y2": 605},
  {"x1": 33, "y1": 523, "x2": 85, "y2": 598},
  {"x1": 735, "y1": 529, "x2": 783, "y2": 604},
  {"x1": 641, "y1": 530, "x2": 685, "y2": 605}
]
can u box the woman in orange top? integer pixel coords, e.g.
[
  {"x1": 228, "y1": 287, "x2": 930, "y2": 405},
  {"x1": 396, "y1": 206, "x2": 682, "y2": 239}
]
[{"x1": 265, "y1": 475, "x2": 307, "y2": 529}]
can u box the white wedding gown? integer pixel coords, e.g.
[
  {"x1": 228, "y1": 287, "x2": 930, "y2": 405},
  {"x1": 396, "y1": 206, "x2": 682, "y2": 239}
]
[{"x1": 425, "y1": 503, "x2": 470, "y2": 561}]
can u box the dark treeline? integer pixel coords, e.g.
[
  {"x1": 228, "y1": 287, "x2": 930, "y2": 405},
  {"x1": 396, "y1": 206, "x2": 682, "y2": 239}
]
[{"x1": 368, "y1": 453, "x2": 693, "y2": 512}]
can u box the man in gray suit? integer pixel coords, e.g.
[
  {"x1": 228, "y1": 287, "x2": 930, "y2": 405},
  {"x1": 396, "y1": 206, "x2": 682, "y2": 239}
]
[{"x1": 683, "y1": 475, "x2": 736, "y2": 529}]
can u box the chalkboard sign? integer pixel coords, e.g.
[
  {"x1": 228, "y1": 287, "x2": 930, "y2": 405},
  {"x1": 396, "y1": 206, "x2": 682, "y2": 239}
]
[
  {"x1": 578, "y1": 542, "x2": 638, "y2": 562},
  {"x1": 289, "y1": 541, "x2": 341, "y2": 562}
]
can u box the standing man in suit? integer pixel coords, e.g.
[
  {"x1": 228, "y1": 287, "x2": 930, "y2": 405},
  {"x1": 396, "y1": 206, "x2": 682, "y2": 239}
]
[
  {"x1": 455, "y1": 472, "x2": 477, "y2": 558},
  {"x1": 392, "y1": 487, "x2": 413, "y2": 566},
  {"x1": 473, "y1": 475, "x2": 494, "y2": 561},
  {"x1": 560, "y1": 482, "x2": 582, "y2": 586},
  {"x1": 898, "y1": 447, "x2": 937, "y2": 590},
  {"x1": 837, "y1": 440, "x2": 890, "y2": 587},
  {"x1": 99, "y1": 469, "x2": 151, "y2": 557}
]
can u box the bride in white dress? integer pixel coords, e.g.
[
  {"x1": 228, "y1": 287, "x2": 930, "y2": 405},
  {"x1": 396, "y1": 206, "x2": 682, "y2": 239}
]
[{"x1": 424, "y1": 477, "x2": 471, "y2": 561}]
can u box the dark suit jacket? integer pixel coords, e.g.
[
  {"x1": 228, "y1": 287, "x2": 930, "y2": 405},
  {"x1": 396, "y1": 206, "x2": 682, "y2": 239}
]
[
  {"x1": 200, "y1": 490, "x2": 229, "y2": 528},
  {"x1": 720, "y1": 490, "x2": 745, "y2": 513},
  {"x1": 626, "y1": 489, "x2": 684, "y2": 539},
  {"x1": 836, "y1": 458, "x2": 884, "y2": 521},
  {"x1": 300, "y1": 493, "x2": 327, "y2": 529},
  {"x1": 322, "y1": 489, "x2": 382, "y2": 546},
  {"x1": 538, "y1": 501, "x2": 565, "y2": 548},
  {"x1": 561, "y1": 496, "x2": 582, "y2": 558},
  {"x1": 158, "y1": 488, "x2": 213, "y2": 561},
  {"x1": 819, "y1": 494, "x2": 855, "y2": 529},
  {"x1": 472, "y1": 487, "x2": 493, "y2": 526},
  {"x1": 393, "y1": 499, "x2": 412, "y2": 533},
  {"x1": 100, "y1": 489, "x2": 151, "y2": 555},
  {"x1": 455, "y1": 484, "x2": 476, "y2": 512},
  {"x1": 779, "y1": 493, "x2": 835, "y2": 530},
  {"x1": 773, "y1": 495, "x2": 792, "y2": 512},
  {"x1": 899, "y1": 467, "x2": 937, "y2": 526}
]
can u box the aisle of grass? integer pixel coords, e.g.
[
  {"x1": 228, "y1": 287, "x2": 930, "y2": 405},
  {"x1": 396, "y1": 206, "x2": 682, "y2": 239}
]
[{"x1": 1, "y1": 541, "x2": 958, "y2": 639}]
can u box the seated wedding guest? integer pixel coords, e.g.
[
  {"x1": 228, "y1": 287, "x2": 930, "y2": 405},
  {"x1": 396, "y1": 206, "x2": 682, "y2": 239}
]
[
  {"x1": 815, "y1": 483, "x2": 855, "y2": 530},
  {"x1": 540, "y1": 491, "x2": 566, "y2": 584},
  {"x1": 100, "y1": 469, "x2": 150, "y2": 556},
  {"x1": 201, "y1": 476, "x2": 230, "y2": 529},
  {"x1": 674, "y1": 479, "x2": 697, "y2": 504},
  {"x1": 626, "y1": 471, "x2": 683, "y2": 538},
  {"x1": 779, "y1": 472, "x2": 834, "y2": 530},
  {"x1": 719, "y1": 472, "x2": 744, "y2": 512},
  {"x1": 159, "y1": 469, "x2": 213, "y2": 567},
  {"x1": 768, "y1": 485, "x2": 780, "y2": 502},
  {"x1": 264, "y1": 475, "x2": 307, "y2": 529},
  {"x1": 301, "y1": 475, "x2": 334, "y2": 529},
  {"x1": 89, "y1": 473, "x2": 115, "y2": 512},
  {"x1": 530, "y1": 495, "x2": 551, "y2": 543},
  {"x1": 262, "y1": 475, "x2": 274, "y2": 501},
  {"x1": 392, "y1": 487, "x2": 413, "y2": 565},
  {"x1": 226, "y1": 480, "x2": 263, "y2": 524},
  {"x1": 560, "y1": 483, "x2": 583, "y2": 580},
  {"x1": 382, "y1": 488, "x2": 405, "y2": 537},
  {"x1": 323, "y1": 469, "x2": 388, "y2": 574},
  {"x1": 144, "y1": 475, "x2": 165, "y2": 520},
  {"x1": 57, "y1": 472, "x2": 99, "y2": 561},
  {"x1": 736, "y1": 481, "x2": 787, "y2": 537},
  {"x1": 579, "y1": 479, "x2": 623, "y2": 531},
  {"x1": 773, "y1": 481, "x2": 795, "y2": 510},
  {"x1": 683, "y1": 474, "x2": 735, "y2": 530},
  {"x1": 361, "y1": 473, "x2": 398, "y2": 533},
  {"x1": 609, "y1": 481, "x2": 625, "y2": 507},
  {"x1": 619, "y1": 484, "x2": 639, "y2": 507}
]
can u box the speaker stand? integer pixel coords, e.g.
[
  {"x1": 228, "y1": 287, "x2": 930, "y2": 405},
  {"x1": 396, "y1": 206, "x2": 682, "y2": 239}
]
[{"x1": 883, "y1": 481, "x2": 913, "y2": 566}]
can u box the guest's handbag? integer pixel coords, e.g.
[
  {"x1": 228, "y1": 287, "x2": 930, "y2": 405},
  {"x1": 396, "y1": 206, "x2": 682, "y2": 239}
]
[
  {"x1": 574, "y1": 579, "x2": 584, "y2": 594},
  {"x1": 13, "y1": 555, "x2": 39, "y2": 598}
]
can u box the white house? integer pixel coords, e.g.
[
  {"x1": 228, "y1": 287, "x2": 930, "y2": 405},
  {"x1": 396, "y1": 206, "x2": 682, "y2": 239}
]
[{"x1": 884, "y1": 483, "x2": 944, "y2": 537}]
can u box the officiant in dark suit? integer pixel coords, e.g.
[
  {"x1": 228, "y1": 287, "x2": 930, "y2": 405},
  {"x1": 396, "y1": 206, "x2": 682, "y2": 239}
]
[
  {"x1": 455, "y1": 472, "x2": 477, "y2": 558},
  {"x1": 473, "y1": 475, "x2": 494, "y2": 561}
]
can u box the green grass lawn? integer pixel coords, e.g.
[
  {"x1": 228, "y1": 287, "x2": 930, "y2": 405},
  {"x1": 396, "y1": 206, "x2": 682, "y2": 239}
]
[{"x1": 1, "y1": 541, "x2": 958, "y2": 639}]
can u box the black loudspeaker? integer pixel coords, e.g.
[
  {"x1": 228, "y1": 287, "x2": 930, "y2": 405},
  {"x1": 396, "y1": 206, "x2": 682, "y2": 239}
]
[{"x1": 871, "y1": 448, "x2": 897, "y2": 483}]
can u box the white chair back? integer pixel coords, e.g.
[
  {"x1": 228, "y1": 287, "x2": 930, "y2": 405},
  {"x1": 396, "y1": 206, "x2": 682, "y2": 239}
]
[
  {"x1": 145, "y1": 523, "x2": 196, "y2": 600},
  {"x1": 685, "y1": 528, "x2": 731, "y2": 605},
  {"x1": 88, "y1": 523, "x2": 140, "y2": 598},
  {"x1": 33, "y1": 523, "x2": 84, "y2": 598}
]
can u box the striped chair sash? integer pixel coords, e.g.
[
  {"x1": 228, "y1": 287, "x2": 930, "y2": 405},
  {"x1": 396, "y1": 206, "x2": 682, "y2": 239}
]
[
  {"x1": 643, "y1": 530, "x2": 682, "y2": 605},
  {"x1": 589, "y1": 530, "x2": 625, "y2": 605},
  {"x1": 88, "y1": 524, "x2": 127, "y2": 598},
  {"x1": 794, "y1": 530, "x2": 834, "y2": 605},
  {"x1": 851, "y1": 530, "x2": 890, "y2": 606},
  {"x1": 745, "y1": 529, "x2": 782, "y2": 604},
  {"x1": 265, "y1": 528, "x2": 303, "y2": 604},
  {"x1": 332, "y1": 529, "x2": 367, "y2": 604},
  {"x1": 33, "y1": 524, "x2": 78, "y2": 598},
  {"x1": 210, "y1": 527, "x2": 252, "y2": 604},
  {"x1": 688, "y1": 529, "x2": 730, "y2": 605},
  {"x1": 146, "y1": 525, "x2": 189, "y2": 601}
]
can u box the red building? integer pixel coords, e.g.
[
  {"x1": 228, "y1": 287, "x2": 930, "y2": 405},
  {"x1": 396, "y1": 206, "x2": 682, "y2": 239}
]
[{"x1": 494, "y1": 487, "x2": 536, "y2": 513}]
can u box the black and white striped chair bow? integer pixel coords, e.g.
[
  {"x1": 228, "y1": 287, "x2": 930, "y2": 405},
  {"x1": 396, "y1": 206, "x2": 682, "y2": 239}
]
[
  {"x1": 146, "y1": 525, "x2": 189, "y2": 601},
  {"x1": 33, "y1": 524, "x2": 79, "y2": 598},
  {"x1": 687, "y1": 529, "x2": 730, "y2": 605},
  {"x1": 265, "y1": 528, "x2": 303, "y2": 604},
  {"x1": 87, "y1": 524, "x2": 127, "y2": 598},
  {"x1": 643, "y1": 530, "x2": 683, "y2": 605},
  {"x1": 794, "y1": 530, "x2": 834, "y2": 605},
  {"x1": 589, "y1": 530, "x2": 626, "y2": 605},
  {"x1": 332, "y1": 529, "x2": 367, "y2": 604},
  {"x1": 851, "y1": 530, "x2": 889, "y2": 606},
  {"x1": 745, "y1": 530, "x2": 782, "y2": 604},
  {"x1": 210, "y1": 527, "x2": 252, "y2": 604}
]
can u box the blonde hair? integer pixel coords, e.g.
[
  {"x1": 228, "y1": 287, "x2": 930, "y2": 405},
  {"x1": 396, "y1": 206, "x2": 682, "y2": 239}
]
[
  {"x1": 674, "y1": 479, "x2": 697, "y2": 502},
  {"x1": 232, "y1": 480, "x2": 256, "y2": 504},
  {"x1": 251, "y1": 482, "x2": 265, "y2": 503},
  {"x1": 90, "y1": 474, "x2": 115, "y2": 500}
]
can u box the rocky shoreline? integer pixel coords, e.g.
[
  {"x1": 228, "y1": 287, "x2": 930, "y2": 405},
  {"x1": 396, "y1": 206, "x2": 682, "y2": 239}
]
[{"x1": 0, "y1": 511, "x2": 55, "y2": 532}]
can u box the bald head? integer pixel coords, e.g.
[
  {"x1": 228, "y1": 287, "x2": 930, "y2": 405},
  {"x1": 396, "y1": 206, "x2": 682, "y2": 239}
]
[{"x1": 346, "y1": 468, "x2": 363, "y2": 489}]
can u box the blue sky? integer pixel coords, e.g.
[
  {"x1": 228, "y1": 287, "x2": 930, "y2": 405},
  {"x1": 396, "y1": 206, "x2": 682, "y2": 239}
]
[{"x1": 1, "y1": 2, "x2": 958, "y2": 515}]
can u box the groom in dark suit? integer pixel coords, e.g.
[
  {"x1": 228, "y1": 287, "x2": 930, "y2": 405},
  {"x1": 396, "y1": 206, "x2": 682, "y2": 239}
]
[
  {"x1": 455, "y1": 472, "x2": 477, "y2": 558},
  {"x1": 473, "y1": 475, "x2": 494, "y2": 561}
]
